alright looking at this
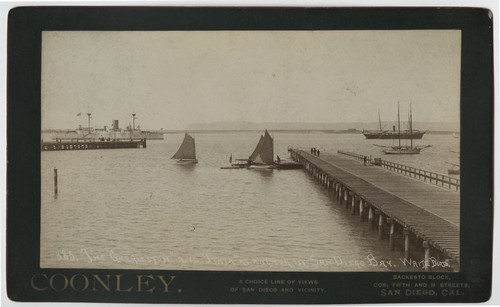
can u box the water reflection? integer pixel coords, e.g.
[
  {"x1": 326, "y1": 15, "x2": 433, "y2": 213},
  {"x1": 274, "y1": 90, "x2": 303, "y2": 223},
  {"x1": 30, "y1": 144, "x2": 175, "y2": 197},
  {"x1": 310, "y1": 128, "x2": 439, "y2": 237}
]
[
  {"x1": 250, "y1": 168, "x2": 275, "y2": 178},
  {"x1": 174, "y1": 162, "x2": 197, "y2": 171}
]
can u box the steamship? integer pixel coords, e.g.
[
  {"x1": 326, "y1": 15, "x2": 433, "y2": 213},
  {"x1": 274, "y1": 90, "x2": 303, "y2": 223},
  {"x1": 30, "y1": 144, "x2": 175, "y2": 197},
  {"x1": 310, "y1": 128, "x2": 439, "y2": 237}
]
[
  {"x1": 362, "y1": 109, "x2": 426, "y2": 139},
  {"x1": 45, "y1": 118, "x2": 164, "y2": 141}
]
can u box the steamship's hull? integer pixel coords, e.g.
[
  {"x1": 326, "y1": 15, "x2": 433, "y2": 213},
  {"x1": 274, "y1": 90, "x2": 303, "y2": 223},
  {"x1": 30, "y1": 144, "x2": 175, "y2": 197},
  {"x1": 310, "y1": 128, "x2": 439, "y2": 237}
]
[
  {"x1": 363, "y1": 130, "x2": 425, "y2": 139},
  {"x1": 47, "y1": 130, "x2": 164, "y2": 141}
]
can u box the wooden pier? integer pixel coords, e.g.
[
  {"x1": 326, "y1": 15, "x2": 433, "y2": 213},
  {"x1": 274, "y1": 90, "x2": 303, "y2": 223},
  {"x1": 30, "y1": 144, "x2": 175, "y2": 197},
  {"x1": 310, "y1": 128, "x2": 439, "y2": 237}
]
[
  {"x1": 41, "y1": 139, "x2": 147, "y2": 151},
  {"x1": 288, "y1": 148, "x2": 460, "y2": 271}
]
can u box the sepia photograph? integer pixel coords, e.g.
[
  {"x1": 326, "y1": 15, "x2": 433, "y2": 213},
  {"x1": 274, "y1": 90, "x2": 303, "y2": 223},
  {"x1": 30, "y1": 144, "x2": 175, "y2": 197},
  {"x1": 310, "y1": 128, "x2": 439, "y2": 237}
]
[
  {"x1": 5, "y1": 6, "x2": 493, "y2": 304},
  {"x1": 40, "y1": 30, "x2": 461, "y2": 273}
]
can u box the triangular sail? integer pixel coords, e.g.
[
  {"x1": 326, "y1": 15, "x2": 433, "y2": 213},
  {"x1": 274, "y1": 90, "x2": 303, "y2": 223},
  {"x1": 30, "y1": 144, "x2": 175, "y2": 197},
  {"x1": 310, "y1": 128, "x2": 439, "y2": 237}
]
[
  {"x1": 171, "y1": 133, "x2": 196, "y2": 160},
  {"x1": 249, "y1": 135, "x2": 264, "y2": 161},
  {"x1": 248, "y1": 130, "x2": 274, "y2": 165},
  {"x1": 258, "y1": 130, "x2": 274, "y2": 164}
]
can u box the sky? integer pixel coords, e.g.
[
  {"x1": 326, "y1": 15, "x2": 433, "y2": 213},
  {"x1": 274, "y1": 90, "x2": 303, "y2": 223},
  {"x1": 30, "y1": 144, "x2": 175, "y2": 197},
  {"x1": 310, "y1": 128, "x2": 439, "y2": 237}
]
[{"x1": 41, "y1": 30, "x2": 461, "y2": 130}]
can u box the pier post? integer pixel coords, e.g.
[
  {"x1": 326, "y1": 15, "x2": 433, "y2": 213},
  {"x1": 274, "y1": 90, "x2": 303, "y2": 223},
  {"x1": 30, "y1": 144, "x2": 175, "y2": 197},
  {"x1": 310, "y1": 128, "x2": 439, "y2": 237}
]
[
  {"x1": 376, "y1": 210, "x2": 383, "y2": 239},
  {"x1": 53, "y1": 167, "x2": 58, "y2": 195},
  {"x1": 359, "y1": 200, "x2": 364, "y2": 221},
  {"x1": 387, "y1": 218, "x2": 395, "y2": 250},
  {"x1": 404, "y1": 228, "x2": 410, "y2": 260},
  {"x1": 351, "y1": 195, "x2": 356, "y2": 215},
  {"x1": 368, "y1": 207, "x2": 374, "y2": 229},
  {"x1": 423, "y1": 241, "x2": 431, "y2": 272},
  {"x1": 445, "y1": 259, "x2": 459, "y2": 272},
  {"x1": 344, "y1": 189, "x2": 349, "y2": 207}
]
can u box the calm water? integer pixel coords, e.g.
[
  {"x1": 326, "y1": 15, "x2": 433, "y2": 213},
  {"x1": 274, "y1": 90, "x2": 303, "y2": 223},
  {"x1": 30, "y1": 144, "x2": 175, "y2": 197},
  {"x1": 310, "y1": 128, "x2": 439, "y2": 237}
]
[{"x1": 40, "y1": 132, "x2": 459, "y2": 271}]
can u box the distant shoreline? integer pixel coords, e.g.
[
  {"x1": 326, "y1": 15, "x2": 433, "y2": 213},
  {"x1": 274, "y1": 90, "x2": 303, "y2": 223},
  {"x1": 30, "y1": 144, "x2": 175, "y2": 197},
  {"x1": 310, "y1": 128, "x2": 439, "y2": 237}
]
[{"x1": 42, "y1": 129, "x2": 459, "y2": 135}]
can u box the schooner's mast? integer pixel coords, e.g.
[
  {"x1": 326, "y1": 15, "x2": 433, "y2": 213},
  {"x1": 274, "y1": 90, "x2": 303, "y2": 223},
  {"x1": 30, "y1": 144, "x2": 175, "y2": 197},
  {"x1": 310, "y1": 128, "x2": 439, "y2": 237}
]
[
  {"x1": 378, "y1": 110, "x2": 382, "y2": 131},
  {"x1": 397, "y1": 102, "x2": 401, "y2": 148},
  {"x1": 410, "y1": 102, "x2": 413, "y2": 149}
]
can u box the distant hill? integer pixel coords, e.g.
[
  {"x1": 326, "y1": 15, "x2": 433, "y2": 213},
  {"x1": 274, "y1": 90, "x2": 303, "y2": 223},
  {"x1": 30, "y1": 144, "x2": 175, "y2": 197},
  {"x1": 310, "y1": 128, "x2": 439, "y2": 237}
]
[{"x1": 187, "y1": 121, "x2": 459, "y2": 132}]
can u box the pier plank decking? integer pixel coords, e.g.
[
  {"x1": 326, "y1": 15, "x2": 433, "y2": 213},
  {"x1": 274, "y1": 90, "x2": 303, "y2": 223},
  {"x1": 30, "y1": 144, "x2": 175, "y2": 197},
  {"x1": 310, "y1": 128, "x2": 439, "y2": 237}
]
[{"x1": 289, "y1": 149, "x2": 460, "y2": 269}]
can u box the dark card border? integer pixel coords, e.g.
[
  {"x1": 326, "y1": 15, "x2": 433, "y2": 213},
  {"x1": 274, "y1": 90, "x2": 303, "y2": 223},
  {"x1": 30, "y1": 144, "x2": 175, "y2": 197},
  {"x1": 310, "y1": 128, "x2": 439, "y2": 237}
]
[{"x1": 6, "y1": 6, "x2": 494, "y2": 304}]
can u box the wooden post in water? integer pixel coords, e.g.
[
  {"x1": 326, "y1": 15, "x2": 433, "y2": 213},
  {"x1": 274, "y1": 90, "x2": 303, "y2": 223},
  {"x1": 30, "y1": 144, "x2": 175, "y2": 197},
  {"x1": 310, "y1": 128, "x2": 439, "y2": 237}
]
[
  {"x1": 53, "y1": 167, "x2": 58, "y2": 195},
  {"x1": 344, "y1": 190, "x2": 349, "y2": 208},
  {"x1": 376, "y1": 210, "x2": 383, "y2": 239},
  {"x1": 368, "y1": 207, "x2": 374, "y2": 229},
  {"x1": 423, "y1": 241, "x2": 431, "y2": 272},
  {"x1": 404, "y1": 228, "x2": 410, "y2": 260},
  {"x1": 351, "y1": 195, "x2": 356, "y2": 215},
  {"x1": 387, "y1": 218, "x2": 395, "y2": 250},
  {"x1": 359, "y1": 200, "x2": 364, "y2": 221},
  {"x1": 445, "y1": 259, "x2": 459, "y2": 272}
]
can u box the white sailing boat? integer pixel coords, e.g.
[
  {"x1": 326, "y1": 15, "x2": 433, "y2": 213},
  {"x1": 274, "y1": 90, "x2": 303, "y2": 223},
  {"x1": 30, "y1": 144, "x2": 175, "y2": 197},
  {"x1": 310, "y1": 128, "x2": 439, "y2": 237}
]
[
  {"x1": 248, "y1": 130, "x2": 275, "y2": 169},
  {"x1": 171, "y1": 133, "x2": 198, "y2": 164}
]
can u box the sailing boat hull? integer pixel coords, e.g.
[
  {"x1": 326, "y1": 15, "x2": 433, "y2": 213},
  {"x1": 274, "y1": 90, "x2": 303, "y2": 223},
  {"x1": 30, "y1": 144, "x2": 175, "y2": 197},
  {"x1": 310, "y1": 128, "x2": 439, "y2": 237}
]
[
  {"x1": 175, "y1": 159, "x2": 198, "y2": 164},
  {"x1": 248, "y1": 164, "x2": 276, "y2": 169},
  {"x1": 448, "y1": 169, "x2": 460, "y2": 175},
  {"x1": 383, "y1": 148, "x2": 421, "y2": 154}
]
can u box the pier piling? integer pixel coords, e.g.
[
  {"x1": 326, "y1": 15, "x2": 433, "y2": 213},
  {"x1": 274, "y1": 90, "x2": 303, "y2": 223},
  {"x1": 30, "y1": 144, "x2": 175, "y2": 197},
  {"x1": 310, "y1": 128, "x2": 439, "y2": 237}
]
[
  {"x1": 359, "y1": 200, "x2": 364, "y2": 221},
  {"x1": 54, "y1": 167, "x2": 58, "y2": 195},
  {"x1": 376, "y1": 210, "x2": 384, "y2": 240},
  {"x1": 387, "y1": 218, "x2": 395, "y2": 250},
  {"x1": 368, "y1": 207, "x2": 374, "y2": 229},
  {"x1": 404, "y1": 228, "x2": 410, "y2": 260},
  {"x1": 423, "y1": 241, "x2": 431, "y2": 271}
]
